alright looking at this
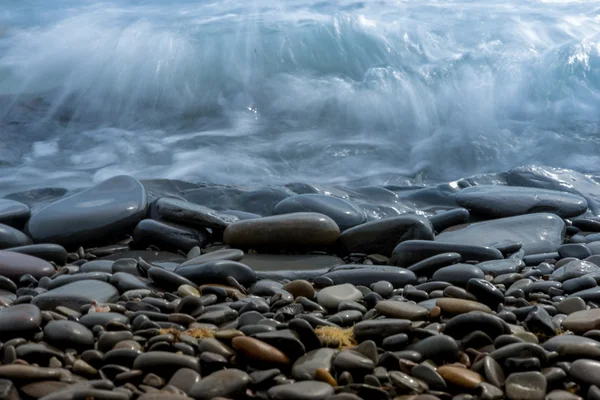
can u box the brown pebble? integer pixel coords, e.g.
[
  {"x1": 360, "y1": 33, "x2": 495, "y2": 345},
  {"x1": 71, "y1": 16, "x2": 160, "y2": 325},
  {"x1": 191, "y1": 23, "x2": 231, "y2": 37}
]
[
  {"x1": 438, "y1": 365, "x2": 484, "y2": 389},
  {"x1": 232, "y1": 336, "x2": 290, "y2": 365},
  {"x1": 436, "y1": 298, "x2": 492, "y2": 315},
  {"x1": 315, "y1": 367, "x2": 337, "y2": 386},
  {"x1": 429, "y1": 306, "x2": 441, "y2": 319},
  {"x1": 283, "y1": 280, "x2": 315, "y2": 299}
]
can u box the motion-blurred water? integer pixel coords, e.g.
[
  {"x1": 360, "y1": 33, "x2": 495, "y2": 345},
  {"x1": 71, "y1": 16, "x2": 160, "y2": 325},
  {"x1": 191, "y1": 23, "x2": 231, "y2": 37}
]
[{"x1": 1, "y1": 0, "x2": 600, "y2": 194}]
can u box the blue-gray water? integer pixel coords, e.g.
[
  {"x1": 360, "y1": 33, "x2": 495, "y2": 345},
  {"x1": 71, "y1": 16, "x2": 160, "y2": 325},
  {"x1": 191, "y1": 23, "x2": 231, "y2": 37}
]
[{"x1": 1, "y1": 0, "x2": 600, "y2": 195}]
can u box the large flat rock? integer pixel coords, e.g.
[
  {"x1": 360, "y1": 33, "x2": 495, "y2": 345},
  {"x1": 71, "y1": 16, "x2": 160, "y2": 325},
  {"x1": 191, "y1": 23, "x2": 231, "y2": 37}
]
[
  {"x1": 436, "y1": 213, "x2": 565, "y2": 255},
  {"x1": 456, "y1": 185, "x2": 587, "y2": 218},
  {"x1": 31, "y1": 280, "x2": 119, "y2": 311},
  {"x1": 26, "y1": 176, "x2": 148, "y2": 247}
]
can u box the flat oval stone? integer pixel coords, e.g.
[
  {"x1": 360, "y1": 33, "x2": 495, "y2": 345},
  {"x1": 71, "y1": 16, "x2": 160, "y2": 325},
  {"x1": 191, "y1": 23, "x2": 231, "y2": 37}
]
[
  {"x1": 551, "y1": 260, "x2": 600, "y2": 282},
  {"x1": 444, "y1": 311, "x2": 509, "y2": 340},
  {"x1": 43, "y1": 320, "x2": 94, "y2": 350},
  {"x1": 180, "y1": 249, "x2": 245, "y2": 266},
  {"x1": 353, "y1": 319, "x2": 412, "y2": 342},
  {"x1": 79, "y1": 312, "x2": 129, "y2": 328},
  {"x1": 134, "y1": 219, "x2": 209, "y2": 253},
  {"x1": 436, "y1": 298, "x2": 492, "y2": 315},
  {"x1": 375, "y1": 300, "x2": 429, "y2": 320},
  {"x1": 432, "y1": 264, "x2": 484, "y2": 288},
  {"x1": 155, "y1": 197, "x2": 239, "y2": 230},
  {"x1": 175, "y1": 260, "x2": 256, "y2": 287},
  {"x1": 570, "y1": 359, "x2": 600, "y2": 386},
  {"x1": 456, "y1": 185, "x2": 587, "y2": 219},
  {"x1": 0, "y1": 250, "x2": 55, "y2": 280},
  {"x1": 147, "y1": 267, "x2": 197, "y2": 292},
  {"x1": 0, "y1": 199, "x2": 30, "y2": 228},
  {"x1": 429, "y1": 208, "x2": 470, "y2": 233},
  {"x1": 31, "y1": 280, "x2": 119, "y2": 311},
  {"x1": 391, "y1": 240, "x2": 503, "y2": 268},
  {"x1": 317, "y1": 284, "x2": 362, "y2": 309},
  {"x1": 543, "y1": 335, "x2": 600, "y2": 359},
  {"x1": 320, "y1": 265, "x2": 417, "y2": 288},
  {"x1": 267, "y1": 380, "x2": 335, "y2": 400},
  {"x1": 232, "y1": 336, "x2": 290, "y2": 365},
  {"x1": 223, "y1": 212, "x2": 340, "y2": 249},
  {"x1": 561, "y1": 309, "x2": 600, "y2": 334},
  {"x1": 0, "y1": 364, "x2": 61, "y2": 380},
  {"x1": 476, "y1": 259, "x2": 524, "y2": 276},
  {"x1": 406, "y1": 334, "x2": 460, "y2": 363},
  {"x1": 292, "y1": 348, "x2": 337, "y2": 380},
  {"x1": 6, "y1": 244, "x2": 67, "y2": 265},
  {"x1": 438, "y1": 365, "x2": 483, "y2": 389},
  {"x1": 436, "y1": 213, "x2": 566, "y2": 255},
  {"x1": 274, "y1": 194, "x2": 365, "y2": 231},
  {"x1": 133, "y1": 351, "x2": 200, "y2": 378},
  {"x1": 0, "y1": 304, "x2": 41, "y2": 338},
  {"x1": 283, "y1": 280, "x2": 315, "y2": 299},
  {"x1": 408, "y1": 252, "x2": 462, "y2": 277},
  {"x1": 0, "y1": 223, "x2": 31, "y2": 249},
  {"x1": 26, "y1": 175, "x2": 148, "y2": 247},
  {"x1": 559, "y1": 243, "x2": 592, "y2": 259},
  {"x1": 189, "y1": 368, "x2": 251, "y2": 400},
  {"x1": 505, "y1": 371, "x2": 547, "y2": 400},
  {"x1": 338, "y1": 215, "x2": 433, "y2": 256}
]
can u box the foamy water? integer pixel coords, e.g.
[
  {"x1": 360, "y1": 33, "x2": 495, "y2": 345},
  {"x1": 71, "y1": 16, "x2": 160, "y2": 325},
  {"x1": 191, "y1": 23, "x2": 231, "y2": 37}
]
[{"x1": 1, "y1": 0, "x2": 600, "y2": 194}]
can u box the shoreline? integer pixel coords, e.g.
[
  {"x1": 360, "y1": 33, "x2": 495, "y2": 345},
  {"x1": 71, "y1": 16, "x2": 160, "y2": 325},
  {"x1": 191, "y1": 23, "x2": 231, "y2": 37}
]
[{"x1": 0, "y1": 166, "x2": 598, "y2": 399}]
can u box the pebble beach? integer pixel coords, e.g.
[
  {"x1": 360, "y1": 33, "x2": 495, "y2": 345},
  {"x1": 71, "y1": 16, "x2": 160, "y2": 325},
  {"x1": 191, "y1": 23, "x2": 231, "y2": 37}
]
[{"x1": 0, "y1": 165, "x2": 600, "y2": 399}]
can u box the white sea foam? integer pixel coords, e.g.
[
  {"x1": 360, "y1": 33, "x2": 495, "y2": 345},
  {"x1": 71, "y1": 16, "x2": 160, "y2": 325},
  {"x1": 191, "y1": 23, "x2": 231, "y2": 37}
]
[{"x1": 0, "y1": 0, "x2": 599, "y2": 193}]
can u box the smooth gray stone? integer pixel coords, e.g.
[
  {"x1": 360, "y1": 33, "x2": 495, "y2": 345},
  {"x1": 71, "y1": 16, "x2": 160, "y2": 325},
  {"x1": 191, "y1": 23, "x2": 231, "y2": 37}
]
[
  {"x1": 407, "y1": 252, "x2": 462, "y2": 277},
  {"x1": 0, "y1": 250, "x2": 55, "y2": 280},
  {"x1": 338, "y1": 215, "x2": 433, "y2": 256},
  {"x1": 444, "y1": 311, "x2": 510, "y2": 340},
  {"x1": 79, "y1": 312, "x2": 129, "y2": 328},
  {"x1": 551, "y1": 260, "x2": 600, "y2": 282},
  {"x1": 291, "y1": 348, "x2": 337, "y2": 380},
  {"x1": 0, "y1": 223, "x2": 31, "y2": 249},
  {"x1": 428, "y1": 208, "x2": 470, "y2": 233},
  {"x1": 155, "y1": 197, "x2": 239, "y2": 229},
  {"x1": 391, "y1": 240, "x2": 503, "y2": 268},
  {"x1": 0, "y1": 199, "x2": 30, "y2": 228},
  {"x1": 180, "y1": 249, "x2": 244, "y2": 267},
  {"x1": 183, "y1": 186, "x2": 294, "y2": 216},
  {"x1": 43, "y1": 320, "x2": 94, "y2": 349},
  {"x1": 456, "y1": 185, "x2": 587, "y2": 218},
  {"x1": 558, "y1": 244, "x2": 592, "y2": 259},
  {"x1": 506, "y1": 165, "x2": 600, "y2": 216},
  {"x1": 79, "y1": 260, "x2": 115, "y2": 273},
  {"x1": 267, "y1": 380, "x2": 334, "y2": 400},
  {"x1": 274, "y1": 194, "x2": 365, "y2": 231},
  {"x1": 47, "y1": 272, "x2": 110, "y2": 290},
  {"x1": 320, "y1": 265, "x2": 417, "y2": 288},
  {"x1": 406, "y1": 334, "x2": 460, "y2": 363},
  {"x1": 147, "y1": 267, "x2": 197, "y2": 292},
  {"x1": 431, "y1": 264, "x2": 484, "y2": 288},
  {"x1": 523, "y1": 252, "x2": 559, "y2": 266},
  {"x1": 242, "y1": 253, "x2": 343, "y2": 271},
  {"x1": 505, "y1": 371, "x2": 547, "y2": 400},
  {"x1": 0, "y1": 304, "x2": 41, "y2": 338},
  {"x1": 570, "y1": 359, "x2": 600, "y2": 387},
  {"x1": 175, "y1": 260, "x2": 256, "y2": 287},
  {"x1": 569, "y1": 286, "x2": 600, "y2": 303},
  {"x1": 32, "y1": 280, "x2": 119, "y2": 311},
  {"x1": 436, "y1": 213, "x2": 566, "y2": 255},
  {"x1": 188, "y1": 368, "x2": 251, "y2": 400},
  {"x1": 6, "y1": 244, "x2": 67, "y2": 265},
  {"x1": 26, "y1": 175, "x2": 148, "y2": 247},
  {"x1": 476, "y1": 259, "x2": 524, "y2": 276},
  {"x1": 543, "y1": 335, "x2": 600, "y2": 359},
  {"x1": 109, "y1": 272, "x2": 149, "y2": 293},
  {"x1": 133, "y1": 219, "x2": 209, "y2": 253},
  {"x1": 134, "y1": 351, "x2": 200, "y2": 379}
]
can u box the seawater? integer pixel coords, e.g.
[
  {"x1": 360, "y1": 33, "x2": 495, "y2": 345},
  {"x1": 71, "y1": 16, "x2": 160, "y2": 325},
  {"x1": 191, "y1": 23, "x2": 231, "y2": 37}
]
[{"x1": 1, "y1": 0, "x2": 600, "y2": 195}]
